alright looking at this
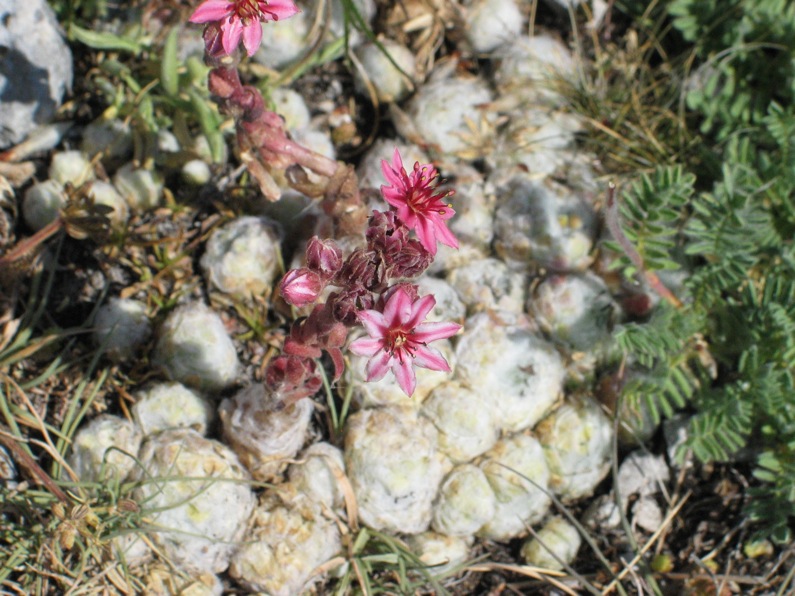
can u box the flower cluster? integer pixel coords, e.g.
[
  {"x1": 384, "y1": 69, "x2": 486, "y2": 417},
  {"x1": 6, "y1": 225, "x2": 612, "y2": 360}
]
[
  {"x1": 190, "y1": 0, "x2": 300, "y2": 57},
  {"x1": 188, "y1": 3, "x2": 460, "y2": 400},
  {"x1": 276, "y1": 149, "x2": 461, "y2": 398}
]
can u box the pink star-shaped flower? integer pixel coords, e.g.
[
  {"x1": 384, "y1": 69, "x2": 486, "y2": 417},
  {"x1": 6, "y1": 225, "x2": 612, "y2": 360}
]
[
  {"x1": 189, "y1": 0, "x2": 300, "y2": 57},
  {"x1": 348, "y1": 287, "x2": 461, "y2": 397},
  {"x1": 380, "y1": 148, "x2": 459, "y2": 255}
]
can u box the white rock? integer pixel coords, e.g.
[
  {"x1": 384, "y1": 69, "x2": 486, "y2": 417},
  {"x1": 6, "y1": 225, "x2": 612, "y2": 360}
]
[
  {"x1": 616, "y1": 451, "x2": 670, "y2": 504},
  {"x1": 0, "y1": 0, "x2": 73, "y2": 148},
  {"x1": 345, "y1": 406, "x2": 447, "y2": 534},
  {"x1": 632, "y1": 496, "x2": 664, "y2": 533},
  {"x1": 220, "y1": 383, "x2": 313, "y2": 482},
  {"x1": 130, "y1": 429, "x2": 255, "y2": 574}
]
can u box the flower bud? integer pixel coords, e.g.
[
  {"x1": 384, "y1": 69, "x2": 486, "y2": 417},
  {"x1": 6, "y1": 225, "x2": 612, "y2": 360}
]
[
  {"x1": 305, "y1": 237, "x2": 343, "y2": 279},
  {"x1": 280, "y1": 268, "x2": 323, "y2": 307}
]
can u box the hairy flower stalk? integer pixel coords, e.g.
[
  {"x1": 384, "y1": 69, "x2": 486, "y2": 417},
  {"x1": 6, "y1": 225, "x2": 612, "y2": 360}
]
[
  {"x1": 276, "y1": 149, "x2": 462, "y2": 400},
  {"x1": 190, "y1": 3, "x2": 460, "y2": 401}
]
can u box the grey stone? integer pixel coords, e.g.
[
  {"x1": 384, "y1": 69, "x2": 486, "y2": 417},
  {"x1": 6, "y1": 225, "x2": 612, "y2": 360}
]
[{"x1": 0, "y1": 0, "x2": 73, "y2": 148}]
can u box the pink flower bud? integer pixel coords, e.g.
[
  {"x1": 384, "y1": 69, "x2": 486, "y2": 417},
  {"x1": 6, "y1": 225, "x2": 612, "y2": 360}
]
[
  {"x1": 280, "y1": 268, "x2": 323, "y2": 307},
  {"x1": 306, "y1": 237, "x2": 343, "y2": 279}
]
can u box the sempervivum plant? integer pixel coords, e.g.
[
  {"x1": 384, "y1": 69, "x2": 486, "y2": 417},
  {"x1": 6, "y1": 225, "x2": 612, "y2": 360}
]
[
  {"x1": 344, "y1": 405, "x2": 449, "y2": 534},
  {"x1": 67, "y1": 414, "x2": 142, "y2": 484},
  {"x1": 404, "y1": 71, "x2": 496, "y2": 159},
  {"x1": 228, "y1": 484, "x2": 342, "y2": 595},
  {"x1": 153, "y1": 302, "x2": 240, "y2": 393},
  {"x1": 405, "y1": 532, "x2": 472, "y2": 577},
  {"x1": 219, "y1": 383, "x2": 313, "y2": 482},
  {"x1": 92, "y1": 297, "x2": 151, "y2": 362},
  {"x1": 494, "y1": 34, "x2": 578, "y2": 107},
  {"x1": 129, "y1": 428, "x2": 255, "y2": 574},
  {"x1": 446, "y1": 258, "x2": 527, "y2": 314},
  {"x1": 432, "y1": 463, "x2": 497, "y2": 537},
  {"x1": 421, "y1": 380, "x2": 499, "y2": 463},
  {"x1": 131, "y1": 382, "x2": 214, "y2": 437},
  {"x1": 353, "y1": 39, "x2": 417, "y2": 103},
  {"x1": 536, "y1": 394, "x2": 613, "y2": 501},
  {"x1": 493, "y1": 175, "x2": 597, "y2": 272},
  {"x1": 521, "y1": 516, "x2": 582, "y2": 571},
  {"x1": 454, "y1": 312, "x2": 565, "y2": 433},
  {"x1": 200, "y1": 216, "x2": 281, "y2": 298},
  {"x1": 477, "y1": 433, "x2": 552, "y2": 541},
  {"x1": 461, "y1": 0, "x2": 523, "y2": 54},
  {"x1": 530, "y1": 272, "x2": 619, "y2": 352},
  {"x1": 287, "y1": 442, "x2": 347, "y2": 511}
]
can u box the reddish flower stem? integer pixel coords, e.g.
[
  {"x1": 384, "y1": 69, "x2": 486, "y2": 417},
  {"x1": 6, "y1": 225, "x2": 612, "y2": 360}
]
[
  {"x1": 0, "y1": 217, "x2": 64, "y2": 272},
  {"x1": 605, "y1": 182, "x2": 683, "y2": 308}
]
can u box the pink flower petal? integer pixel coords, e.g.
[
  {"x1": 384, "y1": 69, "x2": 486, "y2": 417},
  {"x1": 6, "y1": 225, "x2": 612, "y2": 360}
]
[
  {"x1": 412, "y1": 344, "x2": 451, "y2": 372},
  {"x1": 357, "y1": 309, "x2": 388, "y2": 339},
  {"x1": 392, "y1": 356, "x2": 417, "y2": 396},
  {"x1": 261, "y1": 0, "x2": 301, "y2": 20},
  {"x1": 221, "y1": 19, "x2": 244, "y2": 55},
  {"x1": 366, "y1": 350, "x2": 393, "y2": 382},
  {"x1": 242, "y1": 21, "x2": 263, "y2": 56},
  {"x1": 432, "y1": 212, "x2": 460, "y2": 248},
  {"x1": 348, "y1": 337, "x2": 385, "y2": 357},
  {"x1": 415, "y1": 214, "x2": 438, "y2": 255},
  {"x1": 383, "y1": 288, "x2": 412, "y2": 328},
  {"x1": 405, "y1": 294, "x2": 436, "y2": 329},
  {"x1": 413, "y1": 321, "x2": 462, "y2": 343},
  {"x1": 189, "y1": 0, "x2": 232, "y2": 23}
]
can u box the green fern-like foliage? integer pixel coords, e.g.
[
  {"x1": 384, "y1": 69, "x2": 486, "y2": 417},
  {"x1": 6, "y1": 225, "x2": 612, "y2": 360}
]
[
  {"x1": 608, "y1": 98, "x2": 795, "y2": 538},
  {"x1": 668, "y1": 0, "x2": 795, "y2": 139},
  {"x1": 615, "y1": 306, "x2": 707, "y2": 427},
  {"x1": 608, "y1": 165, "x2": 695, "y2": 278}
]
